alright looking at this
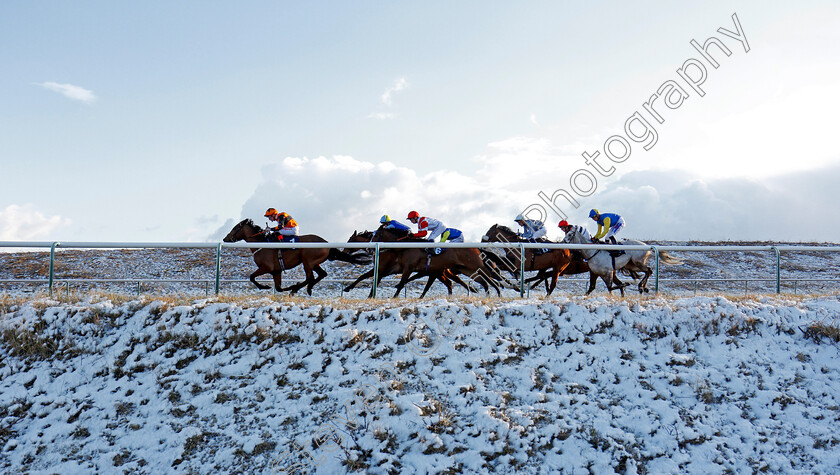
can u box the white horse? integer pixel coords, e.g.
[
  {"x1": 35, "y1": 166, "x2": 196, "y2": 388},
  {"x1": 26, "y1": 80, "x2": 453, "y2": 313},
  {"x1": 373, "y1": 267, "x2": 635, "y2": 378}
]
[{"x1": 563, "y1": 228, "x2": 683, "y2": 295}]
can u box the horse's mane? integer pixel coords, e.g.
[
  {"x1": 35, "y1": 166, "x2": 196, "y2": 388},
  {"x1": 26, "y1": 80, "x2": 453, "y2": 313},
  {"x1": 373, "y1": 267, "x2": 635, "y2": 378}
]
[
  {"x1": 242, "y1": 218, "x2": 263, "y2": 232},
  {"x1": 376, "y1": 225, "x2": 419, "y2": 241},
  {"x1": 494, "y1": 224, "x2": 516, "y2": 235}
]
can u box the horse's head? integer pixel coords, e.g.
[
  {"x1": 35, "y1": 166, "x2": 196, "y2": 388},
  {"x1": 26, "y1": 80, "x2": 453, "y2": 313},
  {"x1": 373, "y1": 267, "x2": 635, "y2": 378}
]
[
  {"x1": 482, "y1": 224, "x2": 517, "y2": 242},
  {"x1": 563, "y1": 227, "x2": 585, "y2": 244},
  {"x1": 223, "y1": 219, "x2": 264, "y2": 242},
  {"x1": 348, "y1": 230, "x2": 374, "y2": 243}
]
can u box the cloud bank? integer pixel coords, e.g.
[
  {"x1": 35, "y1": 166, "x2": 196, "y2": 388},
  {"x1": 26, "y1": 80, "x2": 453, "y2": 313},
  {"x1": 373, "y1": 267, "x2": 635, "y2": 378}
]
[{"x1": 212, "y1": 144, "x2": 840, "y2": 243}]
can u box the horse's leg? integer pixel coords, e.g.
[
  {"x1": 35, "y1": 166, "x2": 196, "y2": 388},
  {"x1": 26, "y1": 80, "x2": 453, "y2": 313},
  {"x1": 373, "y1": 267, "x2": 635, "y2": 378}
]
[
  {"x1": 345, "y1": 268, "x2": 375, "y2": 292},
  {"x1": 613, "y1": 272, "x2": 630, "y2": 289},
  {"x1": 638, "y1": 266, "x2": 653, "y2": 294},
  {"x1": 603, "y1": 271, "x2": 616, "y2": 295},
  {"x1": 437, "y1": 274, "x2": 455, "y2": 295},
  {"x1": 474, "y1": 265, "x2": 501, "y2": 296},
  {"x1": 392, "y1": 271, "x2": 413, "y2": 298},
  {"x1": 586, "y1": 272, "x2": 598, "y2": 294},
  {"x1": 368, "y1": 269, "x2": 390, "y2": 298},
  {"x1": 546, "y1": 268, "x2": 561, "y2": 297},
  {"x1": 419, "y1": 274, "x2": 440, "y2": 299},
  {"x1": 293, "y1": 260, "x2": 315, "y2": 296},
  {"x1": 446, "y1": 272, "x2": 473, "y2": 293},
  {"x1": 250, "y1": 268, "x2": 272, "y2": 290},
  {"x1": 606, "y1": 271, "x2": 626, "y2": 297},
  {"x1": 306, "y1": 264, "x2": 328, "y2": 295}
]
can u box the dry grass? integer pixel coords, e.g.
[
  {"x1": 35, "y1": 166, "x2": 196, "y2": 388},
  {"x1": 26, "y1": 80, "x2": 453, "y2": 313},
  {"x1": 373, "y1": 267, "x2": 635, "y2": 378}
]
[
  {"x1": 1, "y1": 328, "x2": 61, "y2": 360},
  {"x1": 802, "y1": 320, "x2": 840, "y2": 344}
]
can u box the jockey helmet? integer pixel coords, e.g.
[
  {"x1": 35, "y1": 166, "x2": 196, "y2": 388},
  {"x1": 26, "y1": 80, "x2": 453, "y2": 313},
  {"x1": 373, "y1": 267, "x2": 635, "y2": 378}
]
[
  {"x1": 558, "y1": 220, "x2": 569, "y2": 228},
  {"x1": 514, "y1": 214, "x2": 525, "y2": 222},
  {"x1": 407, "y1": 211, "x2": 420, "y2": 220},
  {"x1": 264, "y1": 208, "x2": 278, "y2": 217},
  {"x1": 589, "y1": 209, "x2": 600, "y2": 219},
  {"x1": 380, "y1": 215, "x2": 391, "y2": 224}
]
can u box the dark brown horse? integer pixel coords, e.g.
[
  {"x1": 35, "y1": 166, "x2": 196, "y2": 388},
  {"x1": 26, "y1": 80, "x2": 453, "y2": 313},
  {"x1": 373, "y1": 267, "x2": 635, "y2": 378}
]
[
  {"x1": 371, "y1": 227, "x2": 504, "y2": 298},
  {"x1": 482, "y1": 225, "x2": 632, "y2": 295},
  {"x1": 343, "y1": 229, "x2": 473, "y2": 298},
  {"x1": 223, "y1": 219, "x2": 369, "y2": 295},
  {"x1": 481, "y1": 224, "x2": 572, "y2": 296}
]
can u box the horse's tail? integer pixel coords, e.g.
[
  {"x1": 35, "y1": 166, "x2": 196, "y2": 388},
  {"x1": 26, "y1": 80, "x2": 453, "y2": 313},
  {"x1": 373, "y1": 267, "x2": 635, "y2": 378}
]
[
  {"x1": 480, "y1": 249, "x2": 517, "y2": 274},
  {"x1": 328, "y1": 248, "x2": 372, "y2": 265},
  {"x1": 658, "y1": 251, "x2": 683, "y2": 265},
  {"x1": 620, "y1": 268, "x2": 641, "y2": 279}
]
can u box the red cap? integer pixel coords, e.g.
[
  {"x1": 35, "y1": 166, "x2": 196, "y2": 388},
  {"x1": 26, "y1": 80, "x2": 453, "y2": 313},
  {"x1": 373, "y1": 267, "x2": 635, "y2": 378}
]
[
  {"x1": 407, "y1": 210, "x2": 420, "y2": 219},
  {"x1": 558, "y1": 220, "x2": 569, "y2": 227}
]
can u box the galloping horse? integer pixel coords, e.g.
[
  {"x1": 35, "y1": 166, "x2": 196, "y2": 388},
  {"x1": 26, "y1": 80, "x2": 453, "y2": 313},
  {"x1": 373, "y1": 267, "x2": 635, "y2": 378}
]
[
  {"x1": 563, "y1": 227, "x2": 682, "y2": 294},
  {"x1": 343, "y1": 229, "x2": 473, "y2": 298},
  {"x1": 223, "y1": 219, "x2": 370, "y2": 295},
  {"x1": 481, "y1": 224, "x2": 572, "y2": 296},
  {"x1": 371, "y1": 227, "x2": 505, "y2": 298}
]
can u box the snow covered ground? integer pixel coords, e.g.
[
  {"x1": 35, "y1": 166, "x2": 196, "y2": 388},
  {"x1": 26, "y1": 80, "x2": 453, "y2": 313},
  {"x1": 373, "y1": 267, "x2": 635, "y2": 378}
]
[
  {"x1": 2, "y1": 294, "x2": 840, "y2": 473},
  {"x1": 0, "y1": 240, "x2": 839, "y2": 298}
]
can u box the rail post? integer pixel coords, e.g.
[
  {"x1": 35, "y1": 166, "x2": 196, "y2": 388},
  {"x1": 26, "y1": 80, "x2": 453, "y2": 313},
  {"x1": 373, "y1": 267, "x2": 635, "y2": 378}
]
[
  {"x1": 771, "y1": 246, "x2": 781, "y2": 294},
  {"x1": 519, "y1": 243, "x2": 526, "y2": 298},
  {"x1": 371, "y1": 243, "x2": 380, "y2": 298},
  {"x1": 214, "y1": 243, "x2": 223, "y2": 295},
  {"x1": 49, "y1": 242, "x2": 59, "y2": 298},
  {"x1": 652, "y1": 246, "x2": 660, "y2": 294}
]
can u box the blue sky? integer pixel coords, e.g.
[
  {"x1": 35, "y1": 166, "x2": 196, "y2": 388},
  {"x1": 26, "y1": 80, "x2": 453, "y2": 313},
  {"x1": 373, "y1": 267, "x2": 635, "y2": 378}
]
[{"x1": 2, "y1": 1, "x2": 839, "y2": 242}]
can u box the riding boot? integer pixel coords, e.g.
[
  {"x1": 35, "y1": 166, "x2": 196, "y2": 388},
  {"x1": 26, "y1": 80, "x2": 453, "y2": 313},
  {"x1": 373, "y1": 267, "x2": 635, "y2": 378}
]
[{"x1": 608, "y1": 236, "x2": 624, "y2": 257}]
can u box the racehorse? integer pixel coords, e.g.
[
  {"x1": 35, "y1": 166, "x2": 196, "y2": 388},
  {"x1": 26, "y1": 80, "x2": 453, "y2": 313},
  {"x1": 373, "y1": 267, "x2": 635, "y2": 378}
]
[
  {"x1": 481, "y1": 224, "x2": 572, "y2": 296},
  {"x1": 223, "y1": 219, "x2": 370, "y2": 295},
  {"x1": 344, "y1": 230, "x2": 473, "y2": 298},
  {"x1": 371, "y1": 227, "x2": 505, "y2": 298},
  {"x1": 563, "y1": 227, "x2": 683, "y2": 294}
]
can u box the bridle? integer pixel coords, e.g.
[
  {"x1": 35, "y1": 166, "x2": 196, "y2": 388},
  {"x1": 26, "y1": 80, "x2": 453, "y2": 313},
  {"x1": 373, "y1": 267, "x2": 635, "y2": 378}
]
[{"x1": 231, "y1": 220, "x2": 270, "y2": 255}]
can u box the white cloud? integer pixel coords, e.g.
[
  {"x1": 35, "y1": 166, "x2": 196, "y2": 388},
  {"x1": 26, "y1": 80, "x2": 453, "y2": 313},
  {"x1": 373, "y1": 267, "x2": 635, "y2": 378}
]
[
  {"x1": 380, "y1": 77, "x2": 407, "y2": 106},
  {"x1": 367, "y1": 112, "x2": 396, "y2": 120},
  {"x1": 223, "y1": 154, "x2": 521, "y2": 242},
  {"x1": 368, "y1": 77, "x2": 408, "y2": 120},
  {"x1": 36, "y1": 81, "x2": 97, "y2": 103},
  {"x1": 564, "y1": 166, "x2": 840, "y2": 241},
  {"x1": 0, "y1": 204, "x2": 71, "y2": 241}
]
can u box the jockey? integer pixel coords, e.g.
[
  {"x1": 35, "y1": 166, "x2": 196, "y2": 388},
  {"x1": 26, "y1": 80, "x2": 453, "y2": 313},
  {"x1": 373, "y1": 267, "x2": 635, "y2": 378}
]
[
  {"x1": 265, "y1": 208, "x2": 300, "y2": 242},
  {"x1": 379, "y1": 214, "x2": 411, "y2": 232},
  {"x1": 558, "y1": 220, "x2": 592, "y2": 241},
  {"x1": 589, "y1": 209, "x2": 625, "y2": 244},
  {"x1": 407, "y1": 211, "x2": 463, "y2": 253},
  {"x1": 514, "y1": 214, "x2": 547, "y2": 242}
]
